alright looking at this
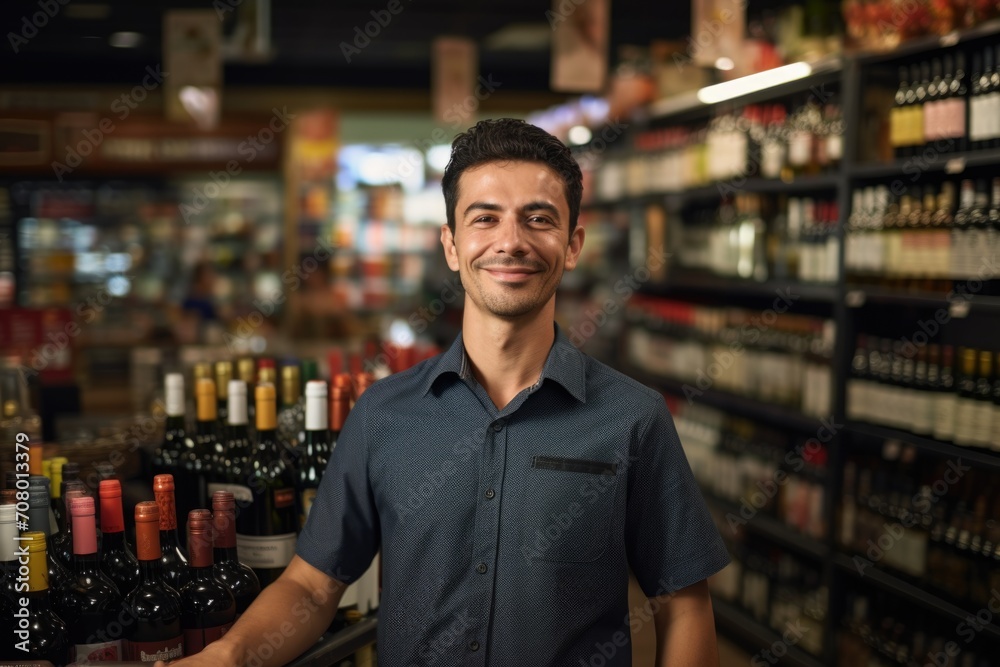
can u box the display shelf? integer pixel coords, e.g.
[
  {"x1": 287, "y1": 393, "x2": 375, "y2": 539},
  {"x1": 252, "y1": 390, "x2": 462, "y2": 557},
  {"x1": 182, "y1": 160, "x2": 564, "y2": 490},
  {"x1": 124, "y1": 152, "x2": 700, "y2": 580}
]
[
  {"x1": 846, "y1": 421, "x2": 1000, "y2": 472},
  {"x1": 705, "y1": 494, "x2": 831, "y2": 560},
  {"x1": 831, "y1": 553, "x2": 1000, "y2": 641},
  {"x1": 627, "y1": 368, "x2": 824, "y2": 433},
  {"x1": 847, "y1": 147, "x2": 1000, "y2": 180},
  {"x1": 850, "y1": 18, "x2": 1000, "y2": 65},
  {"x1": 842, "y1": 286, "x2": 1000, "y2": 314},
  {"x1": 644, "y1": 272, "x2": 838, "y2": 303},
  {"x1": 712, "y1": 597, "x2": 828, "y2": 667},
  {"x1": 287, "y1": 615, "x2": 378, "y2": 667}
]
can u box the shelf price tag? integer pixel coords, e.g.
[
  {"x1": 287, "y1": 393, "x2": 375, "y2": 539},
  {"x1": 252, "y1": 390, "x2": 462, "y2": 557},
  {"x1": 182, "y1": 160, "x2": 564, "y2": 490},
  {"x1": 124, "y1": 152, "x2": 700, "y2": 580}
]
[
  {"x1": 945, "y1": 158, "x2": 966, "y2": 174},
  {"x1": 845, "y1": 290, "x2": 866, "y2": 307},
  {"x1": 939, "y1": 31, "x2": 960, "y2": 47},
  {"x1": 948, "y1": 299, "x2": 970, "y2": 319}
]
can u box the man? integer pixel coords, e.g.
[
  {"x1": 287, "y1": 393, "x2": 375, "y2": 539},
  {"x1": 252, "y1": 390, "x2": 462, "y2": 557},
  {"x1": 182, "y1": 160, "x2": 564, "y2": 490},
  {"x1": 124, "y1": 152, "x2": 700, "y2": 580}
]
[{"x1": 165, "y1": 119, "x2": 729, "y2": 666}]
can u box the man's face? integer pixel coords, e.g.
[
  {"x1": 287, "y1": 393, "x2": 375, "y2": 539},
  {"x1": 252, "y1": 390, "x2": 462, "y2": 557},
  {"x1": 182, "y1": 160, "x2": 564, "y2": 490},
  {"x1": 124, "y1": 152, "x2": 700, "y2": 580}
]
[{"x1": 441, "y1": 160, "x2": 584, "y2": 320}]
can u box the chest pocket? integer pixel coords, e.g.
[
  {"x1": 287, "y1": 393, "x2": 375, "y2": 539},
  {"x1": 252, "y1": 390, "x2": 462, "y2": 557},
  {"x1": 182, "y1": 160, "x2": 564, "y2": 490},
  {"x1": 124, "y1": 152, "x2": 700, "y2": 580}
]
[{"x1": 520, "y1": 455, "x2": 620, "y2": 563}]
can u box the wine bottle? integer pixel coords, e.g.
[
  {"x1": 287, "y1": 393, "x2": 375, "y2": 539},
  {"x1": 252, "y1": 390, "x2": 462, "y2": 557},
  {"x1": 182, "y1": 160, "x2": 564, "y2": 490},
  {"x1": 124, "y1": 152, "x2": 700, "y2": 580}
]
[
  {"x1": 58, "y1": 495, "x2": 124, "y2": 662},
  {"x1": 214, "y1": 361, "x2": 232, "y2": 429},
  {"x1": 236, "y1": 383, "x2": 298, "y2": 588},
  {"x1": 207, "y1": 380, "x2": 254, "y2": 511},
  {"x1": 155, "y1": 373, "x2": 186, "y2": 479},
  {"x1": 49, "y1": 456, "x2": 68, "y2": 530},
  {"x1": 278, "y1": 363, "x2": 305, "y2": 457},
  {"x1": 211, "y1": 491, "x2": 261, "y2": 617},
  {"x1": 298, "y1": 380, "x2": 331, "y2": 529},
  {"x1": 98, "y1": 479, "x2": 140, "y2": 595},
  {"x1": 933, "y1": 345, "x2": 957, "y2": 442},
  {"x1": 891, "y1": 66, "x2": 908, "y2": 158},
  {"x1": 18, "y1": 531, "x2": 71, "y2": 665},
  {"x1": 193, "y1": 377, "x2": 219, "y2": 497},
  {"x1": 124, "y1": 501, "x2": 184, "y2": 663},
  {"x1": 236, "y1": 358, "x2": 257, "y2": 430},
  {"x1": 180, "y1": 509, "x2": 235, "y2": 655},
  {"x1": 152, "y1": 474, "x2": 189, "y2": 592},
  {"x1": 971, "y1": 350, "x2": 994, "y2": 447},
  {"x1": 1, "y1": 502, "x2": 17, "y2": 609},
  {"x1": 25, "y1": 476, "x2": 72, "y2": 595},
  {"x1": 53, "y1": 479, "x2": 86, "y2": 569},
  {"x1": 991, "y1": 351, "x2": 1000, "y2": 452},
  {"x1": 953, "y1": 348, "x2": 978, "y2": 447}
]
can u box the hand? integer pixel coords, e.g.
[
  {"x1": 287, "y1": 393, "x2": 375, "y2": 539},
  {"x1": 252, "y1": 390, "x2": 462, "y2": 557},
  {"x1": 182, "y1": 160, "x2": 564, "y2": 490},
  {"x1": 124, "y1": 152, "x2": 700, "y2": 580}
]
[{"x1": 154, "y1": 639, "x2": 241, "y2": 667}]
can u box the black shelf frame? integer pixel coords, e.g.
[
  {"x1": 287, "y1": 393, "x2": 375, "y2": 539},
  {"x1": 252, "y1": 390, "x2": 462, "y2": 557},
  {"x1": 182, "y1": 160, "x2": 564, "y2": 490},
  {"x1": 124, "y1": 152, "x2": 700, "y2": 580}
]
[
  {"x1": 846, "y1": 421, "x2": 1000, "y2": 472},
  {"x1": 847, "y1": 147, "x2": 1000, "y2": 180},
  {"x1": 832, "y1": 553, "x2": 1000, "y2": 641},
  {"x1": 842, "y1": 286, "x2": 1000, "y2": 314},
  {"x1": 287, "y1": 616, "x2": 378, "y2": 667},
  {"x1": 712, "y1": 597, "x2": 828, "y2": 667},
  {"x1": 643, "y1": 272, "x2": 838, "y2": 303},
  {"x1": 705, "y1": 495, "x2": 831, "y2": 560}
]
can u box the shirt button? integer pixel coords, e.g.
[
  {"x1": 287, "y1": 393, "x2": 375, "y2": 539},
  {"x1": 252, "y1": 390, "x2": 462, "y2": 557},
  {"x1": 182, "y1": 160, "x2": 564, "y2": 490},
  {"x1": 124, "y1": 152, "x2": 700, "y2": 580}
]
[
  {"x1": 492, "y1": 420, "x2": 505, "y2": 432},
  {"x1": 476, "y1": 562, "x2": 487, "y2": 574},
  {"x1": 469, "y1": 640, "x2": 480, "y2": 651},
  {"x1": 484, "y1": 488, "x2": 495, "y2": 499}
]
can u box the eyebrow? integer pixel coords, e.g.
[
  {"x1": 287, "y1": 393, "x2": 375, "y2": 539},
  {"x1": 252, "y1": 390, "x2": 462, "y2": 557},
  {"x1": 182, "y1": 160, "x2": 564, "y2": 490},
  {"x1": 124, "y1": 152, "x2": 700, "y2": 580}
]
[{"x1": 463, "y1": 200, "x2": 562, "y2": 219}]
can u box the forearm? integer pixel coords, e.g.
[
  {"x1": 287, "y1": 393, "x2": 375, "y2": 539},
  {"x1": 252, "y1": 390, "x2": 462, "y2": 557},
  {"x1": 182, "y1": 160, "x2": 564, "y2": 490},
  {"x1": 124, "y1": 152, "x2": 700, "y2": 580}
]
[{"x1": 653, "y1": 581, "x2": 720, "y2": 667}]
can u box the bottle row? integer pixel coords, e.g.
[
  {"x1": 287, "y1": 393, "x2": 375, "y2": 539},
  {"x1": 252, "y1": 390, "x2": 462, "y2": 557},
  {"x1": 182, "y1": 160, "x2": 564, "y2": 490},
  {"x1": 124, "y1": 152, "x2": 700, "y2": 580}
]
[
  {"x1": 626, "y1": 297, "x2": 835, "y2": 417},
  {"x1": 1, "y1": 473, "x2": 256, "y2": 665},
  {"x1": 890, "y1": 44, "x2": 1000, "y2": 157},
  {"x1": 674, "y1": 403, "x2": 828, "y2": 541},
  {"x1": 678, "y1": 194, "x2": 840, "y2": 284},
  {"x1": 845, "y1": 178, "x2": 1000, "y2": 283},
  {"x1": 594, "y1": 97, "x2": 843, "y2": 200},
  {"x1": 839, "y1": 450, "x2": 1000, "y2": 611},
  {"x1": 847, "y1": 338, "x2": 1000, "y2": 451}
]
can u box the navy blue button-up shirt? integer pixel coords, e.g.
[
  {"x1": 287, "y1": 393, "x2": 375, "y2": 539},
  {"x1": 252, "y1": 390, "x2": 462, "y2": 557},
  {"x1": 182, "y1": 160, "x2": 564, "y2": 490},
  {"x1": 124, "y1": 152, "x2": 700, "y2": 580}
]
[{"x1": 297, "y1": 325, "x2": 730, "y2": 666}]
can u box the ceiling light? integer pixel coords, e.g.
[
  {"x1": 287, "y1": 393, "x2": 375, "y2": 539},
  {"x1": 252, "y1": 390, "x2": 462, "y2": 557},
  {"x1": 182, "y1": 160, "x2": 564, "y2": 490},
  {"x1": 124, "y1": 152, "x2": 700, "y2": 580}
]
[
  {"x1": 567, "y1": 125, "x2": 592, "y2": 145},
  {"x1": 715, "y1": 57, "x2": 735, "y2": 71},
  {"x1": 109, "y1": 32, "x2": 143, "y2": 48},
  {"x1": 697, "y1": 62, "x2": 813, "y2": 105}
]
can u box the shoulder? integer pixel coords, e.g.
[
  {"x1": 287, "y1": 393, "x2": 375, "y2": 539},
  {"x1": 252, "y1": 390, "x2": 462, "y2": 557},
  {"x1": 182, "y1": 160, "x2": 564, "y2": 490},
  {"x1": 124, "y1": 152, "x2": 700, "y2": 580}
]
[
  {"x1": 582, "y1": 355, "x2": 665, "y2": 414},
  {"x1": 354, "y1": 356, "x2": 441, "y2": 408}
]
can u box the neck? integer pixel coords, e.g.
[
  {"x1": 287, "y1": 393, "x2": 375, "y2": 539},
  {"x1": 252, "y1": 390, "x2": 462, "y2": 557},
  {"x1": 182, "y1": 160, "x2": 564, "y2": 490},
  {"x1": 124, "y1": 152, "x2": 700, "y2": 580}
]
[
  {"x1": 214, "y1": 543, "x2": 239, "y2": 564},
  {"x1": 139, "y1": 558, "x2": 162, "y2": 583},
  {"x1": 73, "y1": 551, "x2": 101, "y2": 573},
  {"x1": 197, "y1": 418, "x2": 217, "y2": 437},
  {"x1": 461, "y1": 307, "x2": 555, "y2": 409},
  {"x1": 103, "y1": 529, "x2": 127, "y2": 551}
]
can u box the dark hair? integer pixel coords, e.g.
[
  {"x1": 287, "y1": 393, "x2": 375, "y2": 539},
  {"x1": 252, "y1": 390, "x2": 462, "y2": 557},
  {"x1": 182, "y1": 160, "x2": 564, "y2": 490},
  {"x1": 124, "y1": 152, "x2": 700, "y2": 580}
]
[{"x1": 441, "y1": 118, "x2": 583, "y2": 234}]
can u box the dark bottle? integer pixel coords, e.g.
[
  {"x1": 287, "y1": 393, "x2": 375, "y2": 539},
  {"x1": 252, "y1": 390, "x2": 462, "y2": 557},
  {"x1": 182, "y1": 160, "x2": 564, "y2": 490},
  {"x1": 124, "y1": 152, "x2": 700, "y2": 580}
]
[
  {"x1": 214, "y1": 361, "x2": 232, "y2": 430},
  {"x1": 154, "y1": 373, "x2": 186, "y2": 479},
  {"x1": 153, "y1": 474, "x2": 190, "y2": 592},
  {"x1": 192, "y1": 377, "x2": 219, "y2": 497},
  {"x1": 18, "y1": 531, "x2": 71, "y2": 666},
  {"x1": 992, "y1": 351, "x2": 1000, "y2": 452},
  {"x1": 53, "y1": 480, "x2": 87, "y2": 569},
  {"x1": 180, "y1": 509, "x2": 236, "y2": 655},
  {"x1": 236, "y1": 358, "x2": 257, "y2": 431},
  {"x1": 236, "y1": 383, "x2": 298, "y2": 588},
  {"x1": 933, "y1": 345, "x2": 958, "y2": 442},
  {"x1": 26, "y1": 476, "x2": 72, "y2": 595},
  {"x1": 223, "y1": 380, "x2": 252, "y2": 486},
  {"x1": 49, "y1": 456, "x2": 68, "y2": 530},
  {"x1": 1, "y1": 502, "x2": 17, "y2": 608},
  {"x1": 124, "y1": 501, "x2": 184, "y2": 662},
  {"x1": 58, "y1": 495, "x2": 125, "y2": 662},
  {"x1": 891, "y1": 66, "x2": 909, "y2": 158},
  {"x1": 298, "y1": 380, "x2": 332, "y2": 529},
  {"x1": 278, "y1": 364, "x2": 306, "y2": 473},
  {"x1": 212, "y1": 491, "x2": 261, "y2": 617},
  {"x1": 971, "y1": 350, "x2": 994, "y2": 448},
  {"x1": 954, "y1": 348, "x2": 978, "y2": 447},
  {"x1": 98, "y1": 479, "x2": 140, "y2": 595}
]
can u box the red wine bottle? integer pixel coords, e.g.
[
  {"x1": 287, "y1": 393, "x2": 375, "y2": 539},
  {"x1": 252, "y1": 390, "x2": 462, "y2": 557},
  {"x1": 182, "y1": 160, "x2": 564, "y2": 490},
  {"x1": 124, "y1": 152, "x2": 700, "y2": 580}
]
[
  {"x1": 124, "y1": 501, "x2": 184, "y2": 662},
  {"x1": 153, "y1": 474, "x2": 189, "y2": 591},
  {"x1": 211, "y1": 491, "x2": 261, "y2": 617},
  {"x1": 192, "y1": 378, "x2": 219, "y2": 502},
  {"x1": 17, "y1": 531, "x2": 71, "y2": 665},
  {"x1": 154, "y1": 373, "x2": 186, "y2": 479},
  {"x1": 98, "y1": 479, "x2": 140, "y2": 595},
  {"x1": 236, "y1": 383, "x2": 298, "y2": 587},
  {"x1": 180, "y1": 509, "x2": 236, "y2": 655},
  {"x1": 53, "y1": 480, "x2": 87, "y2": 569},
  {"x1": 297, "y1": 380, "x2": 331, "y2": 529},
  {"x1": 26, "y1": 476, "x2": 72, "y2": 595},
  {"x1": 1, "y1": 502, "x2": 18, "y2": 615},
  {"x1": 58, "y1": 495, "x2": 125, "y2": 662}
]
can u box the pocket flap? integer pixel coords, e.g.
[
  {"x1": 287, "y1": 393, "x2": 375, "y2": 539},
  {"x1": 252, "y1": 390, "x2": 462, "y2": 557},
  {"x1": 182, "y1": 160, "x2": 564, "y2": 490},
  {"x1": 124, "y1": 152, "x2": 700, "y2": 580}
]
[{"x1": 530, "y1": 455, "x2": 617, "y2": 475}]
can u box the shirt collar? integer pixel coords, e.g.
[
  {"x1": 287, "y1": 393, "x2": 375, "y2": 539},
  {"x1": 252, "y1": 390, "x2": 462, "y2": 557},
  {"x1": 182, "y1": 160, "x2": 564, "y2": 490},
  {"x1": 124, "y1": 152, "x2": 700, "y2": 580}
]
[{"x1": 422, "y1": 323, "x2": 587, "y2": 403}]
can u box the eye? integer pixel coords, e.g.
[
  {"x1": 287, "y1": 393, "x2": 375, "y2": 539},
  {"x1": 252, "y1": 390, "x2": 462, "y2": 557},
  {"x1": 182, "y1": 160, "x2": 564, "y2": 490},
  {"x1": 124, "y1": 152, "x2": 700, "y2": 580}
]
[{"x1": 528, "y1": 216, "x2": 553, "y2": 225}]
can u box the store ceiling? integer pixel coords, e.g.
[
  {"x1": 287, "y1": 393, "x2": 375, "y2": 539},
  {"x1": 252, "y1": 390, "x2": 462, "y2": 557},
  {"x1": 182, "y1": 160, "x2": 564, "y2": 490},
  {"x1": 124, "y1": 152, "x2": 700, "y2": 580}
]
[{"x1": 0, "y1": 0, "x2": 688, "y2": 90}]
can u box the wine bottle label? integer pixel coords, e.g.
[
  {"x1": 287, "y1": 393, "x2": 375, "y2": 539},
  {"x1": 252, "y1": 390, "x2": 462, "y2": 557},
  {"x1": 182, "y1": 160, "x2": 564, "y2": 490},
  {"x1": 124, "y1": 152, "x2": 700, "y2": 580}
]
[
  {"x1": 971, "y1": 402, "x2": 994, "y2": 445},
  {"x1": 912, "y1": 393, "x2": 933, "y2": 435},
  {"x1": 183, "y1": 623, "x2": 232, "y2": 655},
  {"x1": 126, "y1": 637, "x2": 184, "y2": 662},
  {"x1": 301, "y1": 488, "x2": 317, "y2": 525},
  {"x1": 992, "y1": 404, "x2": 1000, "y2": 451},
  {"x1": 74, "y1": 639, "x2": 123, "y2": 662},
  {"x1": 933, "y1": 393, "x2": 957, "y2": 440},
  {"x1": 788, "y1": 131, "x2": 811, "y2": 166},
  {"x1": 953, "y1": 398, "x2": 978, "y2": 445},
  {"x1": 236, "y1": 532, "x2": 296, "y2": 568},
  {"x1": 207, "y1": 482, "x2": 253, "y2": 504},
  {"x1": 274, "y1": 487, "x2": 295, "y2": 509},
  {"x1": 761, "y1": 142, "x2": 783, "y2": 179}
]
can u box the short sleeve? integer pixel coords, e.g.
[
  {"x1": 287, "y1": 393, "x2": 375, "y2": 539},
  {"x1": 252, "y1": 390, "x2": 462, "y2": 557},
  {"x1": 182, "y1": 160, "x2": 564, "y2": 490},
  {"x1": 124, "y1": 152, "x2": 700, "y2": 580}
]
[
  {"x1": 296, "y1": 392, "x2": 380, "y2": 584},
  {"x1": 625, "y1": 397, "x2": 730, "y2": 597}
]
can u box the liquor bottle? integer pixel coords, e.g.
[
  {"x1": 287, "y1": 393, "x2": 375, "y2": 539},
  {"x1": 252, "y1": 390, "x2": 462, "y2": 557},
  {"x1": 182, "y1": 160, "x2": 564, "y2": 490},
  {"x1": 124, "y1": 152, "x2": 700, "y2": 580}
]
[
  {"x1": 211, "y1": 491, "x2": 261, "y2": 617},
  {"x1": 236, "y1": 358, "x2": 257, "y2": 429},
  {"x1": 155, "y1": 373, "x2": 186, "y2": 478},
  {"x1": 180, "y1": 509, "x2": 236, "y2": 655},
  {"x1": 236, "y1": 383, "x2": 298, "y2": 588},
  {"x1": 298, "y1": 380, "x2": 332, "y2": 529},
  {"x1": 53, "y1": 478, "x2": 86, "y2": 569},
  {"x1": 278, "y1": 363, "x2": 305, "y2": 456},
  {"x1": 214, "y1": 361, "x2": 232, "y2": 429},
  {"x1": 217, "y1": 380, "x2": 252, "y2": 496},
  {"x1": 58, "y1": 495, "x2": 124, "y2": 662},
  {"x1": 18, "y1": 531, "x2": 71, "y2": 665},
  {"x1": 193, "y1": 377, "x2": 219, "y2": 495},
  {"x1": 847, "y1": 335, "x2": 870, "y2": 422},
  {"x1": 931, "y1": 181, "x2": 956, "y2": 289},
  {"x1": 969, "y1": 179, "x2": 991, "y2": 281},
  {"x1": 953, "y1": 348, "x2": 978, "y2": 447},
  {"x1": 1, "y1": 502, "x2": 17, "y2": 608},
  {"x1": 913, "y1": 61, "x2": 930, "y2": 150},
  {"x1": 971, "y1": 351, "x2": 994, "y2": 447},
  {"x1": 26, "y1": 476, "x2": 72, "y2": 594},
  {"x1": 153, "y1": 474, "x2": 189, "y2": 592},
  {"x1": 49, "y1": 456, "x2": 68, "y2": 529},
  {"x1": 891, "y1": 66, "x2": 909, "y2": 158},
  {"x1": 952, "y1": 180, "x2": 976, "y2": 279},
  {"x1": 992, "y1": 351, "x2": 1000, "y2": 452},
  {"x1": 124, "y1": 502, "x2": 184, "y2": 663},
  {"x1": 912, "y1": 346, "x2": 933, "y2": 436},
  {"x1": 760, "y1": 104, "x2": 787, "y2": 180},
  {"x1": 98, "y1": 479, "x2": 140, "y2": 595},
  {"x1": 989, "y1": 176, "x2": 1000, "y2": 284},
  {"x1": 971, "y1": 49, "x2": 993, "y2": 150},
  {"x1": 924, "y1": 58, "x2": 943, "y2": 145},
  {"x1": 944, "y1": 52, "x2": 968, "y2": 152}
]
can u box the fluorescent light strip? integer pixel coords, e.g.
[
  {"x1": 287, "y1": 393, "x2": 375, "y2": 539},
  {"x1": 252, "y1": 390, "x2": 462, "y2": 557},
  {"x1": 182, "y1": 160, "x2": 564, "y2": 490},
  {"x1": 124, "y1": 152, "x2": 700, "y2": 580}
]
[{"x1": 697, "y1": 62, "x2": 813, "y2": 105}]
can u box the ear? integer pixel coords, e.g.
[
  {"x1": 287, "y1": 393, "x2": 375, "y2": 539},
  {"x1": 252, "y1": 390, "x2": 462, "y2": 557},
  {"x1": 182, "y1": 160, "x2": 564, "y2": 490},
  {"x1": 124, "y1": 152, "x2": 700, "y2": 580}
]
[
  {"x1": 441, "y1": 224, "x2": 460, "y2": 272},
  {"x1": 563, "y1": 225, "x2": 585, "y2": 272}
]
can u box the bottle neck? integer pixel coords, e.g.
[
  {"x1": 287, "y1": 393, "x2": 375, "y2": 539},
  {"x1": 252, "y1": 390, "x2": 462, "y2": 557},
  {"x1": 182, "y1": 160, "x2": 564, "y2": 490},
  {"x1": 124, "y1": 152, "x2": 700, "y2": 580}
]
[
  {"x1": 214, "y1": 544, "x2": 240, "y2": 565},
  {"x1": 197, "y1": 418, "x2": 217, "y2": 437},
  {"x1": 102, "y1": 528, "x2": 127, "y2": 552},
  {"x1": 165, "y1": 415, "x2": 186, "y2": 433},
  {"x1": 138, "y1": 557, "x2": 163, "y2": 583},
  {"x1": 73, "y1": 551, "x2": 102, "y2": 574}
]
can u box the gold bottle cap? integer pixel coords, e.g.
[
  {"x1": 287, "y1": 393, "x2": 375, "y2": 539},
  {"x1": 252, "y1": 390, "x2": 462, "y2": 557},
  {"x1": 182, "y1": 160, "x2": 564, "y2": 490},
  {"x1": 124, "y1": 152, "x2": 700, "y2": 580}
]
[
  {"x1": 215, "y1": 361, "x2": 233, "y2": 398},
  {"x1": 281, "y1": 365, "x2": 301, "y2": 404},
  {"x1": 259, "y1": 367, "x2": 277, "y2": 385},
  {"x1": 256, "y1": 383, "x2": 277, "y2": 430},
  {"x1": 194, "y1": 362, "x2": 213, "y2": 381},
  {"x1": 237, "y1": 357, "x2": 256, "y2": 383},
  {"x1": 196, "y1": 378, "x2": 218, "y2": 422}
]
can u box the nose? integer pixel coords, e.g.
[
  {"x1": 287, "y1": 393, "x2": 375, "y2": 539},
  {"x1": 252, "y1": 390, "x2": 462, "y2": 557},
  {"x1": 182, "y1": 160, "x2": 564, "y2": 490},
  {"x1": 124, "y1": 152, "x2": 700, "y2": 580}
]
[{"x1": 492, "y1": 217, "x2": 529, "y2": 256}]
